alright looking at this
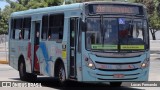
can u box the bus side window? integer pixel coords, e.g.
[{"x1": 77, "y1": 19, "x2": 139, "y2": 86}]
[
  {"x1": 48, "y1": 14, "x2": 64, "y2": 42},
  {"x1": 15, "y1": 29, "x2": 21, "y2": 39},
  {"x1": 19, "y1": 30, "x2": 23, "y2": 39},
  {"x1": 11, "y1": 18, "x2": 31, "y2": 40},
  {"x1": 42, "y1": 15, "x2": 48, "y2": 40},
  {"x1": 59, "y1": 28, "x2": 63, "y2": 39},
  {"x1": 11, "y1": 19, "x2": 15, "y2": 39},
  {"x1": 23, "y1": 17, "x2": 31, "y2": 40},
  {"x1": 14, "y1": 18, "x2": 23, "y2": 40}
]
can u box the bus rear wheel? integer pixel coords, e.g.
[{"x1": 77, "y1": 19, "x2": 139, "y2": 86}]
[
  {"x1": 110, "y1": 82, "x2": 122, "y2": 87},
  {"x1": 19, "y1": 61, "x2": 28, "y2": 81},
  {"x1": 19, "y1": 61, "x2": 37, "y2": 81}
]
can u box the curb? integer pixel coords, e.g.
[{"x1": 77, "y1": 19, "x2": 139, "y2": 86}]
[{"x1": 0, "y1": 60, "x2": 8, "y2": 64}]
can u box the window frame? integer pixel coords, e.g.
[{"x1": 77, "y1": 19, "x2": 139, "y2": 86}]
[
  {"x1": 48, "y1": 13, "x2": 64, "y2": 42},
  {"x1": 10, "y1": 17, "x2": 31, "y2": 41}
]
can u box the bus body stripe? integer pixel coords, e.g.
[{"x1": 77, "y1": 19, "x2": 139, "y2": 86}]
[
  {"x1": 39, "y1": 42, "x2": 49, "y2": 60},
  {"x1": 39, "y1": 42, "x2": 50, "y2": 74}
]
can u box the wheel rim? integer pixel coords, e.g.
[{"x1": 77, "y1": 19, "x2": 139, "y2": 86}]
[{"x1": 59, "y1": 66, "x2": 66, "y2": 82}]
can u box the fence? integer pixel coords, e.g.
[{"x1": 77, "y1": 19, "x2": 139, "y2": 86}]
[{"x1": 0, "y1": 34, "x2": 8, "y2": 63}]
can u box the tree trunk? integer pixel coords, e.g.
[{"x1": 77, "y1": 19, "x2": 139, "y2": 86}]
[
  {"x1": 150, "y1": 28, "x2": 156, "y2": 40},
  {"x1": 152, "y1": 33, "x2": 156, "y2": 40}
]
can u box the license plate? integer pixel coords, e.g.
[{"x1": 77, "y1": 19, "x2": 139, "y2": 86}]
[{"x1": 113, "y1": 74, "x2": 124, "y2": 78}]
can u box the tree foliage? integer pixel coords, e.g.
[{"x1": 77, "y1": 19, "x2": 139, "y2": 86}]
[
  {"x1": 0, "y1": 6, "x2": 12, "y2": 34},
  {"x1": 135, "y1": 0, "x2": 155, "y2": 14},
  {"x1": 135, "y1": 0, "x2": 160, "y2": 40},
  {"x1": 0, "y1": 0, "x2": 62, "y2": 34}
]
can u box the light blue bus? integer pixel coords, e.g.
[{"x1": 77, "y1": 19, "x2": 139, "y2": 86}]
[{"x1": 9, "y1": 1, "x2": 150, "y2": 86}]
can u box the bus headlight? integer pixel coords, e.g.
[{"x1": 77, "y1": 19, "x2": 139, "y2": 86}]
[
  {"x1": 85, "y1": 57, "x2": 96, "y2": 70},
  {"x1": 141, "y1": 58, "x2": 150, "y2": 69}
]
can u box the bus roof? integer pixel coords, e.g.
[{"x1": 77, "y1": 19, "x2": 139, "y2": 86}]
[
  {"x1": 10, "y1": 1, "x2": 146, "y2": 18},
  {"x1": 10, "y1": 3, "x2": 83, "y2": 18}
]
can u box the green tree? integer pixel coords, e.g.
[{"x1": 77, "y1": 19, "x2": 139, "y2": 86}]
[
  {"x1": 135, "y1": 0, "x2": 160, "y2": 40},
  {"x1": 149, "y1": 0, "x2": 160, "y2": 40},
  {"x1": 135, "y1": 0, "x2": 155, "y2": 14},
  {"x1": 6, "y1": 0, "x2": 29, "y2": 11},
  {"x1": 45, "y1": 0, "x2": 62, "y2": 6},
  {"x1": 6, "y1": 0, "x2": 62, "y2": 10},
  {"x1": 0, "y1": 6, "x2": 12, "y2": 34},
  {"x1": 149, "y1": 11, "x2": 160, "y2": 40},
  {"x1": 26, "y1": 0, "x2": 48, "y2": 9},
  {"x1": 0, "y1": 0, "x2": 62, "y2": 34}
]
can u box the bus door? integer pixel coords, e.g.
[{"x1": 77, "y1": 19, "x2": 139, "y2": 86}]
[
  {"x1": 31, "y1": 21, "x2": 41, "y2": 73},
  {"x1": 69, "y1": 17, "x2": 79, "y2": 79}
]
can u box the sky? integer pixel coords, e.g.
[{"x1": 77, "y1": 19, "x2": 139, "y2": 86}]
[{"x1": 0, "y1": 1, "x2": 9, "y2": 10}]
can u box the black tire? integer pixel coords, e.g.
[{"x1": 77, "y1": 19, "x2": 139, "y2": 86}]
[
  {"x1": 57, "y1": 64, "x2": 66, "y2": 85},
  {"x1": 19, "y1": 61, "x2": 37, "y2": 81},
  {"x1": 19, "y1": 61, "x2": 28, "y2": 81},
  {"x1": 110, "y1": 82, "x2": 122, "y2": 87}
]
